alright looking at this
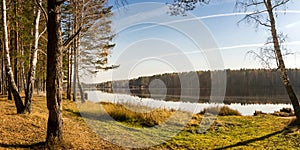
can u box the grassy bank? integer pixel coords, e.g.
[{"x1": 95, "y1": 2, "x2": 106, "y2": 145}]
[
  {"x1": 0, "y1": 95, "x2": 300, "y2": 149},
  {"x1": 0, "y1": 95, "x2": 123, "y2": 149}
]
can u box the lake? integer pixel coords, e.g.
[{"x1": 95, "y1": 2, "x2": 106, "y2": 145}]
[{"x1": 85, "y1": 91, "x2": 292, "y2": 116}]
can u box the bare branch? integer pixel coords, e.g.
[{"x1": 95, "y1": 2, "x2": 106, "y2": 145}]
[
  {"x1": 35, "y1": 0, "x2": 48, "y2": 23},
  {"x1": 235, "y1": 1, "x2": 265, "y2": 8},
  {"x1": 237, "y1": 9, "x2": 270, "y2": 27},
  {"x1": 38, "y1": 26, "x2": 47, "y2": 40},
  {"x1": 247, "y1": 50, "x2": 273, "y2": 69},
  {"x1": 63, "y1": 27, "x2": 82, "y2": 47},
  {"x1": 272, "y1": 0, "x2": 290, "y2": 10}
]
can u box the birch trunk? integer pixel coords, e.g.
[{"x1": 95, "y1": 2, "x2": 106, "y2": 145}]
[
  {"x1": 24, "y1": 0, "x2": 42, "y2": 113},
  {"x1": 2, "y1": 0, "x2": 24, "y2": 114},
  {"x1": 265, "y1": 0, "x2": 300, "y2": 123}
]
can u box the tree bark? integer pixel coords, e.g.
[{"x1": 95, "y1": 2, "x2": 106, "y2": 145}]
[
  {"x1": 265, "y1": 0, "x2": 300, "y2": 123},
  {"x1": 46, "y1": 0, "x2": 64, "y2": 145},
  {"x1": 0, "y1": 40, "x2": 2, "y2": 94},
  {"x1": 2, "y1": 0, "x2": 24, "y2": 113},
  {"x1": 13, "y1": 0, "x2": 19, "y2": 91},
  {"x1": 76, "y1": 70, "x2": 85, "y2": 103},
  {"x1": 67, "y1": 46, "x2": 72, "y2": 100},
  {"x1": 24, "y1": 0, "x2": 42, "y2": 113},
  {"x1": 73, "y1": 14, "x2": 78, "y2": 102}
]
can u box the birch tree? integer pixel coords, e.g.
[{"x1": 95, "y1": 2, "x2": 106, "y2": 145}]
[
  {"x1": 24, "y1": 0, "x2": 46, "y2": 113},
  {"x1": 169, "y1": 0, "x2": 300, "y2": 123},
  {"x1": 1, "y1": 0, "x2": 47, "y2": 114},
  {"x1": 236, "y1": 0, "x2": 300, "y2": 123},
  {"x1": 2, "y1": 0, "x2": 24, "y2": 113}
]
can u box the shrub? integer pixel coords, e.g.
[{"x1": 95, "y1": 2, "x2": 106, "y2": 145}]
[{"x1": 199, "y1": 106, "x2": 241, "y2": 116}]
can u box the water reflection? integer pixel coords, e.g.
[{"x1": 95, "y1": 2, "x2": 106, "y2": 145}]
[
  {"x1": 86, "y1": 91, "x2": 292, "y2": 116},
  {"x1": 98, "y1": 87, "x2": 295, "y2": 104}
]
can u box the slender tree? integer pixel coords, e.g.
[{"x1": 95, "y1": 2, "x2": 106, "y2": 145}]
[
  {"x1": 24, "y1": 0, "x2": 46, "y2": 113},
  {"x1": 2, "y1": 0, "x2": 24, "y2": 113},
  {"x1": 63, "y1": 0, "x2": 116, "y2": 102},
  {"x1": 236, "y1": 0, "x2": 300, "y2": 123},
  {"x1": 169, "y1": 0, "x2": 300, "y2": 123}
]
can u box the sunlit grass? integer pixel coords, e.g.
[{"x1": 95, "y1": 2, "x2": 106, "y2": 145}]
[
  {"x1": 1, "y1": 95, "x2": 299, "y2": 149},
  {"x1": 100, "y1": 102, "x2": 174, "y2": 127}
]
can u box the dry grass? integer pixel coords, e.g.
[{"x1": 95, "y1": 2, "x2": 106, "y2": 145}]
[
  {"x1": 199, "y1": 105, "x2": 242, "y2": 116},
  {"x1": 1, "y1": 94, "x2": 299, "y2": 149},
  {"x1": 101, "y1": 102, "x2": 174, "y2": 127},
  {"x1": 0, "y1": 94, "x2": 125, "y2": 150}
]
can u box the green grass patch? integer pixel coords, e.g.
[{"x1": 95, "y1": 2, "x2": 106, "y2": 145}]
[
  {"x1": 157, "y1": 115, "x2": 300, "y2": 149},
  {"x1": 76, "y1": 101, "x2": 300, "y2": 149}
]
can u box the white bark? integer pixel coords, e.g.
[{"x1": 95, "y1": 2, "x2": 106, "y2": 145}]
[
  {"x1": 2, "y1": 0, "x2": 24, "y2": 113},
  {"x1": 2, "y1": 0, "x2": 17, "y2": 92},
  {"x1": 24, "y1": 0, "x2": 43, "y2": 112}
]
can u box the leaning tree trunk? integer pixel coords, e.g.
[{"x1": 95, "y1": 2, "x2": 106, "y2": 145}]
[
  {"x1": 46, "y1": 0, "x2": 64, "y2": 146},
  {"x1": 265, "y1": 0, "x2": 300, "y2": 123},
  {"x1": 2, "y1": 0, "x2": 24, "y2": 114},
  {"x1": 24, "y1": 0, "x2": 42, "y2": 113}
]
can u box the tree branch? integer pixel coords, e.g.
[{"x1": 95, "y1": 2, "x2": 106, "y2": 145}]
[
  {"x1": 56, "y1": 0, "x2": 68, "y2": 6},
  {"x1": 38, "y1": 26, "x2": 47, "y2": 40},
  {"x1": 35, "y1": 0, "x2": 48, "y2": 23},
  {"x1": 247, "y1": 14, "x2": 271, "y2": 27},
  {"x1": 237, "y1": 9, "x2": 270, "y2": 27},
  {"x1": 63, "y1": 27, "x2": 82, "y2": 47},
  {"x1": 272, "y1": 0, "x2": 290, "y2": 10}
]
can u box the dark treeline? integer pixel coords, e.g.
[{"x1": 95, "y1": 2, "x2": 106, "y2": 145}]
[{"x1": 96, "y1": 69, "x2": 300, "y2": 104}]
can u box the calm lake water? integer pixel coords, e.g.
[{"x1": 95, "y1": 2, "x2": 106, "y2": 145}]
[{"x1": 86, "y1": 91, "x2": 292, "y2": 116}]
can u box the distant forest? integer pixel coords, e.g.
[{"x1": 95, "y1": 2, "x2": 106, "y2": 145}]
[{"x1": 95, "y1": 69, "x2": 300, "y2": 104}]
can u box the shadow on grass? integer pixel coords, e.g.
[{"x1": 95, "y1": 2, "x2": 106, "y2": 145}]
[
  {"x1": 63, "y1": 108, "x2": 82, "y2": 117},
  {"x1": 64, "y1": 107, "x2": 113, "y2": 122},
  {"x1": 0, "y1": 142, "x2": 45, "y2": 149},
  {"x1": 214, "y1": 129, "x2": 286, "y2": 150}
]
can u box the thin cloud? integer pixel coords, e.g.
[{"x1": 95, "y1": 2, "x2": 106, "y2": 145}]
[
  {"x1": 182, "y1": 41, "x2": 300, "y2": 55},
  {"x1": 127, "y1": 10, "x2": 300, "y2": 33},
  {"x1": 285, "y1": 20, "x2": 300, "y2": 29}
]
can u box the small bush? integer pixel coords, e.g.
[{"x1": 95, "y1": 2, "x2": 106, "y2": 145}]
[
  {"x1": 101, "y1": 102, "x2": 174, "y2": 127},
  {"x1": 199, "y1": 106, "x2": 241, "y2": 116}
]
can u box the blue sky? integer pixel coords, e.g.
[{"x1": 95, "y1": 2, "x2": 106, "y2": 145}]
[{"x1": 82, "y1": 0, "x2": 300, "y2": 82}]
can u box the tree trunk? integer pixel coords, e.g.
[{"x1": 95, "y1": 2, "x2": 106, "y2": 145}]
[
  {"x1": 67, "y1": 46, "x2": 72, "y2": 100},
  {"x1": 0, "y1": 40, "x2": 2, "y2": 94},
  {"x1": 76, "y1": 70, "x2": 85, "y2": 103},
  {"x1": 2, "y1": 0, "x2": 24, "y2": 113},
  {"x1": 24, "y1": 0, "x2": 42, "y2": 113},
  {"x1": 46, "y1": 0, "x2": 64, "y2": 146},
  {"x1": 73, "y1": 44, "x2": 77, "y2": 102},
  {"x1": 265, "y1": 0, "x2": 300, "y2": 123},
  {"x1": 6, "y1": 72, "x2": 12, "y2": 100},
  {"x1": 72, "y1": 23, "x2": 78, "y2": 102},
  {"x1": 1, "y1": 39, "x2": 5, "y2": 94}
]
